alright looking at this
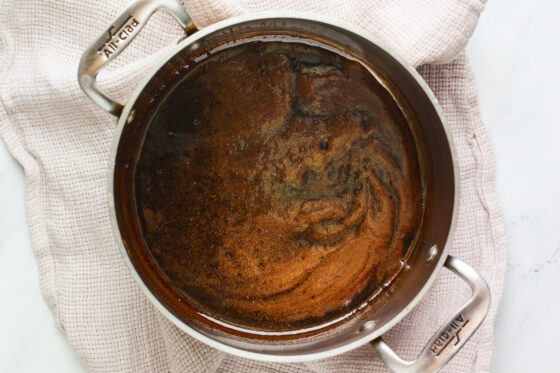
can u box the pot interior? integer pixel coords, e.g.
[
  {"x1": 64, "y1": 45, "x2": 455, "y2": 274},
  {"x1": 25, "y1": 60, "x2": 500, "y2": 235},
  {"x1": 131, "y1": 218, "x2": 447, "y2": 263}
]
[{"x1": 111, "y1": 15, "x2": 456, "y2": 358}]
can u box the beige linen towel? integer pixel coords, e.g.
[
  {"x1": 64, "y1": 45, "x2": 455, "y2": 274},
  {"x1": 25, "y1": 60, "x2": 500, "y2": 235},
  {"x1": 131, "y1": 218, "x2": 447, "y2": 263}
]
[{"x1": 0, "y1": 0, "x2": 506, "y2": 372}]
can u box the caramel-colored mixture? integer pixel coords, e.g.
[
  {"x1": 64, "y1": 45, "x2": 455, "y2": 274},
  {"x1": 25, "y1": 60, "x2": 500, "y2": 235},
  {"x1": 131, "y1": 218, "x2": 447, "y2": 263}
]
[{"x1": 134, "y1": 40, "x2": 423, "y2": 331}]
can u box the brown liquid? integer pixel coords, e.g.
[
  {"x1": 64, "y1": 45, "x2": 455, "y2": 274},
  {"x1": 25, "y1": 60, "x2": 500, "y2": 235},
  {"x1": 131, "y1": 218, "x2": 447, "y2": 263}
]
[{"x1": 134, "y1": 39, "x2": 424, "y2": 332}]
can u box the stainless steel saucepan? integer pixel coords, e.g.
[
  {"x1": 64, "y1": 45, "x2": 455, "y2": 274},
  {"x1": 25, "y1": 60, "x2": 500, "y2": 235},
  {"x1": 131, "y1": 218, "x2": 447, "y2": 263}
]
[{"x1": 78, "y1": 0, "x2": 491, "y2": 371}]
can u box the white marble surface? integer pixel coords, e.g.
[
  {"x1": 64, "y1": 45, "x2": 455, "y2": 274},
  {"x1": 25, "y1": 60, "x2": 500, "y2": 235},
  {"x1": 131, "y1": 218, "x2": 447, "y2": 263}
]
[
  {"x1": 0, "y1": 1, "x2": 558, "y2": 372},
  {"x1": 466, "y1": 0, "x2": 560, "y2": 371}
]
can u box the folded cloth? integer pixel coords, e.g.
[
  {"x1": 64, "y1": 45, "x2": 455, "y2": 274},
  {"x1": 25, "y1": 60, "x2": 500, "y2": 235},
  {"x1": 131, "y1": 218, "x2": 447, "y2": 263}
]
[{"x1": 0, "y1": 0, "x2": 506, "y2": 371}]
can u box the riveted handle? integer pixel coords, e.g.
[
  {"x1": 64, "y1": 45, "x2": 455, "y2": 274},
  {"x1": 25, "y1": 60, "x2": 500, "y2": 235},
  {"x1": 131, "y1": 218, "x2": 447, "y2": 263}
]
[
  {"x1": 371, "y1": 256, "x2": 491, "y2": 373},
  {"x1": 78, "y1": 0, "x2": 197, "y2": 117}
]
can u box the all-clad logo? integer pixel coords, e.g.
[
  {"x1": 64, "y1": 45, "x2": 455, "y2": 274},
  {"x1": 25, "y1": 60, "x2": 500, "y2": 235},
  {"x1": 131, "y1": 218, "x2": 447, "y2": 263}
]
[
  {"x1": 429, "y1": 314, "x2": 470, "y2": 356},
  {"x1": 97, "y1": 15, "x2": 139, "y2": 58}
]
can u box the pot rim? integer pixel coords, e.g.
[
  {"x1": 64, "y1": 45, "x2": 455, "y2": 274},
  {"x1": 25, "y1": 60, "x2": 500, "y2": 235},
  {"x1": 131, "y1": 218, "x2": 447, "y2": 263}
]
[{"x1": 106, "y1": 11, "x2": 460, "y2": 362}]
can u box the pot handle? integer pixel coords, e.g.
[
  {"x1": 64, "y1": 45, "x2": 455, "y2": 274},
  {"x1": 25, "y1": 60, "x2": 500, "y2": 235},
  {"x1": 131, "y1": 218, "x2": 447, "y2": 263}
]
[
  {"x1": 77, "y1": 0, "x2": 197, "y2": 117},
  {"x1": 371, "y1": 256, "x2": 491, "y2": 373}
]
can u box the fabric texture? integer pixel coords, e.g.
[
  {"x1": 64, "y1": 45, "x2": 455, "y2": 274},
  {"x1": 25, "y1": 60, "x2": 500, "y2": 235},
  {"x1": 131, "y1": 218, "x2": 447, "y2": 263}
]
[{"x1": 0, "y1": 0, "x2": 507, "y2": 372}]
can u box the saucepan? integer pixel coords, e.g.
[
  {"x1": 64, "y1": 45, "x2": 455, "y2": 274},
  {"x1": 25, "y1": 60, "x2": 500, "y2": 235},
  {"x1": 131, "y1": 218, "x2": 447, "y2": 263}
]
[{"x1": 77, "y1": 0, "x2": 491, "y2": 371}]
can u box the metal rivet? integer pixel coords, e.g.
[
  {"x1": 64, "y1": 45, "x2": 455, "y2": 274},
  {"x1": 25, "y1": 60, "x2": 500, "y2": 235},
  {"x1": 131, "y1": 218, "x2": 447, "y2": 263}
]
[
  {"x1": 189, "y1": 41, "x2": 201, "y2": 51},
  {"x1": 126, "y1": 109, "x2": 136, "y2": 124},
  {"x1": 359, "y1": 320, "x2": 376, "y2": 332},
  {"x1": 427, "y1": 245, "x2": 438, "y2": 263}
]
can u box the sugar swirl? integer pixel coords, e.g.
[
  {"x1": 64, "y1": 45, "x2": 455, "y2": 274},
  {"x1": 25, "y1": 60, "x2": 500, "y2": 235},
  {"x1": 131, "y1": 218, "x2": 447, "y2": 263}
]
[{"x1": 134, "y1": 39, "x2": 424, "y2": 332}]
